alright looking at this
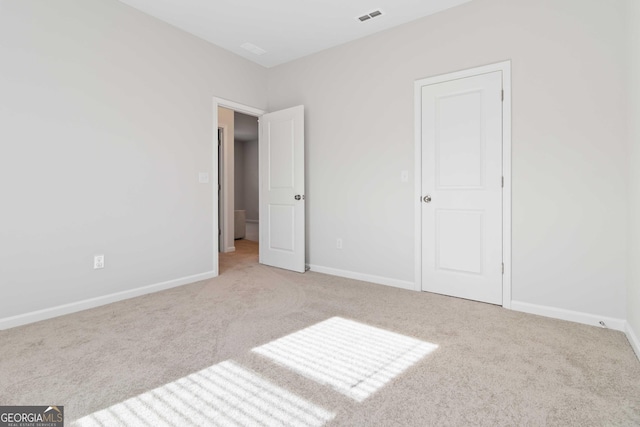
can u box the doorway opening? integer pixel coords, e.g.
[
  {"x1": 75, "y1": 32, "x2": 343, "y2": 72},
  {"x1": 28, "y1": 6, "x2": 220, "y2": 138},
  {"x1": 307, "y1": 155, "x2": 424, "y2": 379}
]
[
  {"x1": 217, "y1": 106, "x2": 260, "y2": 273},
  {"x1": 213, "y1": 97, "x2": 306, "y2": 276},
  {"x1": 233, "y1": 111, "x2": 260, "y2": 244},
  {"x1": 213, "y1": 98, "x2": 264, "y2": 274}
]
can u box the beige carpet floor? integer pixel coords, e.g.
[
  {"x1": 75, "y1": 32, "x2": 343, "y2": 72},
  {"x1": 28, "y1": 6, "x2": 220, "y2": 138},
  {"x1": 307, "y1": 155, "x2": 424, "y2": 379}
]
[{"x1": 1, "y1": 239, "x2": 639, "y2": 426}]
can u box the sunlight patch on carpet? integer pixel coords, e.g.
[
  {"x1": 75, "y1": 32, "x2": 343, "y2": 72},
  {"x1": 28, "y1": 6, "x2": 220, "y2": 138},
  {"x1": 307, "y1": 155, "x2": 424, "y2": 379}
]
[
  {"x1": 252, "y1": 317, "x2": 438, "y2": 402},
  {"x1": 73, "y1": 360, "x2": 335, "y2": 427}
]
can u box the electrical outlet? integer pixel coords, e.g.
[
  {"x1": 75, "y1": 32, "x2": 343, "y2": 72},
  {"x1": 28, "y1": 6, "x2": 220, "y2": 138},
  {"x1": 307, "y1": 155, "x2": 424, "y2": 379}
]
[
  {"x1": 336, "y1": 238, "x2": 343, "y2": 249},
  {"x1": 94, "y1": 254, "x2": 104, "y2": 269}
]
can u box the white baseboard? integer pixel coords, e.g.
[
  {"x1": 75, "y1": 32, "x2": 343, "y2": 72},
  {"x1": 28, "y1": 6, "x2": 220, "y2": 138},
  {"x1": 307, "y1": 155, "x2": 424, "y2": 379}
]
[
  {"x1": 511, "y1": 300, "x2": 626, "y2": 332},
  {"x1": 0, "y1": 271, "x2": 217, "y2": 331},
  {"x1": 625, "y1": 322, "x2": 640, "y2": 361},
  {"x1": 308, "y1": 264, "x2": 415, "y2": 291}
]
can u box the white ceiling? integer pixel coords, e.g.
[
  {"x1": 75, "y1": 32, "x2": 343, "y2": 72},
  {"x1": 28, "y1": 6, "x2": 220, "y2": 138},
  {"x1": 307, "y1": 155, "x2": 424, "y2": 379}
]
[{"x1": 118, "y1": 0, "x2": 472, "y2": 68}]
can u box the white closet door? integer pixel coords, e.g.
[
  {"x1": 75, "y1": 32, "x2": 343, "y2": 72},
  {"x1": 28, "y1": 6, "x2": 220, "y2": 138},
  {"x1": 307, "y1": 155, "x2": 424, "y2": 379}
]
[{"x1": 421, "y1": 71, "x2": 503, "y2": 304}]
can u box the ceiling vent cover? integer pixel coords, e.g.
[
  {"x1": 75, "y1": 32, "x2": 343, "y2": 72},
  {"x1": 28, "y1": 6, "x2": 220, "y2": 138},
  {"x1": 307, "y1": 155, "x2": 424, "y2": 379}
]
[
  {"x1": 241, "y1": 42, "x2": 267, "y2": 56},
  {"x1": 357, "y1": 10, "x2": 383, "y2": 22}
]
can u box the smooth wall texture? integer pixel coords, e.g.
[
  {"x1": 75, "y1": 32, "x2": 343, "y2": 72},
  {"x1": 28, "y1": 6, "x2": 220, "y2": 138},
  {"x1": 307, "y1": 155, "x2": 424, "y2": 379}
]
[
  {"x1": 232, "y1": 139, "x2": 259, "y2": 221},
  {"x1": 267, "y1": 0, "x2": 629, "y2": 319},
  {"x1": 628, "y1": 0, "x2": 640, "y2": 347},
  {"x1": 234, "y1": 141, "x2": 245, "y2": 211},
  {"x1": 233, "y1": 111, "x2": 259, "y2": 221},
  {"x1": 243, "y1": 140, "x2": 259, "y2": 222},
  {"x1": 0, "y1": 0, "x2": 267, "y2": 320}
]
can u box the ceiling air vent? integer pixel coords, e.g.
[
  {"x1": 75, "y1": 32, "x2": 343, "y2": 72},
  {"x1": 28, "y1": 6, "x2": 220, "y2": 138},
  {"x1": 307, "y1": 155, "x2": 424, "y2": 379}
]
[
  {"x1": 240, "y1": 42, "x2": 267, "y2": 56},
  {"x1": 357, "y1": 10, "x2": 383, "y2": 22}
]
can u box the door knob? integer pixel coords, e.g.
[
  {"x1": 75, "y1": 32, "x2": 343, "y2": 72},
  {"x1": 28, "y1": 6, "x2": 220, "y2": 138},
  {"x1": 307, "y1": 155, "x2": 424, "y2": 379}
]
[
  {"x1": 295, "y1": 195, "x2": 304, "y2": 200},
  {"x1": 423, "y1": 195, "x2": 432, "y2": 203}
]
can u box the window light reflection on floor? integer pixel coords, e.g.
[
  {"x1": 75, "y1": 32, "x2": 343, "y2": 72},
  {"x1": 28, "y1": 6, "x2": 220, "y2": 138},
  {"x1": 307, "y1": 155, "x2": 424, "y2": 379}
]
[
  {"x1": 252, "y1": 317, "x2": 438, "y2": 402},
  {"x1": 73, "y1": 360, "x2": 335, "y2": 427}
]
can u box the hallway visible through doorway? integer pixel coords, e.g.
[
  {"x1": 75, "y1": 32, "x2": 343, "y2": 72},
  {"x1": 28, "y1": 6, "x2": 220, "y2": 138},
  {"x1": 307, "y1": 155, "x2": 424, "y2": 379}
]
[{"x1": 219, "y1": 239, "x2": 258, "y2": 274}]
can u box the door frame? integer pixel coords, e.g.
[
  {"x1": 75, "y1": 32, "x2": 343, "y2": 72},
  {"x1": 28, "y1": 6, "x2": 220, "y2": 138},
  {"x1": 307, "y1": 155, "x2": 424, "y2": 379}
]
[
  {"x1": 212, "y1": 97, "x2": 265, "y2": 275},
  {"x1": 217, "y1": 125, "x2": 227, "y2": 253},
  {"x1": 413, "y1": 60, "x2": 512, "y2": 308}
]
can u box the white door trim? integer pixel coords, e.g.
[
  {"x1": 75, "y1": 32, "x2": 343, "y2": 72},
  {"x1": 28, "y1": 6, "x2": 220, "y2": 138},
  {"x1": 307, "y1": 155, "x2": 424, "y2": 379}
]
[
  {"x1": 413, "y1": 61, "x2": 512, "y2": 308},
  {"x1": 212, "y1": 97, "x2": 266, "y2": 275}
]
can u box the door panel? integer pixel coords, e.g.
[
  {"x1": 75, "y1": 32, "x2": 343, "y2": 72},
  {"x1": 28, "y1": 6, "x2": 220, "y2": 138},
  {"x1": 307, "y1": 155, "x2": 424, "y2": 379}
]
[
  {"x1": 421, "y1": 71, "x2": 502, "y2": 305},
  {"x1": 436, "y1": 91, "x2": 484, "y2": 188},
  {"x1": 259, "y1": 105, "x2": 305, "y2": 272},
  {"x1": 436, "y1": 209, "x2": 484, "y2": 274},
  {"x1": 267, "y1": 204, "x2": 295, "y2": 252},
  {"x1": 268, "y1": 120, "x2": 295, "y2": 189}
]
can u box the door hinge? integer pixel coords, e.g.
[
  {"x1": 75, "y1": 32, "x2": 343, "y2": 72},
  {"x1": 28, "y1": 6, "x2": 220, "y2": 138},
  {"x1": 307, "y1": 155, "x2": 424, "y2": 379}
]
[
  {"x1": 502, "y1": 176, "x2": 504, "y2": 188},
  {"x1": 501, "y1": 89, "x2": 504, "y2": 101},
  {"x1": 502, "y1": 263, "x2": 504, "y2": 274}
]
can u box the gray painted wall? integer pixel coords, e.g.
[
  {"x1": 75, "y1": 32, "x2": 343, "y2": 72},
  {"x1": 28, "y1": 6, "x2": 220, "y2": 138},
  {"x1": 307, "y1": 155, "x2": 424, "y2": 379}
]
[
  {"x1": 267, "y1": 0, "x2": 630, "y2": 320},
  {"x1": 232, "y1": 139, "x2": 258, "y2": 221},
  {"x1": 234, "y1": 140, "x2": 245, "y2": 211},
  {"x1": 243, "y1": 140, "x2": 259, "y2": 222},
  {"x1": 233, "y1": 111, "x2": 259, "y2": 221},
  {"x1": 0, "y1": 0, "x2": 267, "y2": 320},
  {"x1": 1, "y1": 0, "x2": 637, "y2": 335}
]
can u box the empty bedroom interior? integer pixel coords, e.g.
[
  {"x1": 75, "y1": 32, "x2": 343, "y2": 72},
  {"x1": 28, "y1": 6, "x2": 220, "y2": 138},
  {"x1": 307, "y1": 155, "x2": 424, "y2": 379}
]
[{"x1": 1, "y1": 0, "x2": 640, "y2": 425}]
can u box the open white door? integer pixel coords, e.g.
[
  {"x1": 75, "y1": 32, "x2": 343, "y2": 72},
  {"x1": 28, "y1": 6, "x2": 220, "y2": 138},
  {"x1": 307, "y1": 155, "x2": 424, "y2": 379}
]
[{"x1": 259, "y1": 105, "x2": 305, "y2": 272}]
